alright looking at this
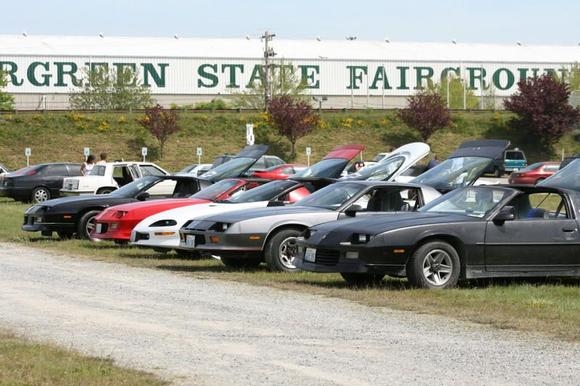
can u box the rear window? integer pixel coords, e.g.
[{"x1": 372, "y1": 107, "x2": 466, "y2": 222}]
[
  {"x1": 10, "y1": 165, "x2": 41, "y2": 176},
  {"x1": 89, "y1": 165, "x2": 106, "y2": 176},
  {"x1": 505, "y1": 151, "x2": 525, "y2": 160}
]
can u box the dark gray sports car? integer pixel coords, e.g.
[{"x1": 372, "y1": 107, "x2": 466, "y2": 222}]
[{"x1": 295, "y1": 185, "x2": 580, "y2": 288}]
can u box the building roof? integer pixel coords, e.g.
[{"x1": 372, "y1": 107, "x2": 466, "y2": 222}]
[{"x1": 1, "y1": 34, "x2": 579, "y2": 63}]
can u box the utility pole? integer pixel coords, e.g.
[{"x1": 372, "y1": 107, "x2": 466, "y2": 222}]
[{"x1": 262, "y1": 30, "x2": 276, "y2": 111}]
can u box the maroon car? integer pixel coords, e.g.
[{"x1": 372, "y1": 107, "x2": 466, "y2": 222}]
[
  {"x1": 508, "y1": 162, "x2": 560, "y2": 185},
  {"x1": 251, "y1": 164, "x2": 306, "y2": 180}
]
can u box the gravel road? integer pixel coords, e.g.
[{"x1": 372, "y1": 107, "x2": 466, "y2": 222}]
[{"x1": 0, "y1": 242, "x2": 578, "y2": 385}]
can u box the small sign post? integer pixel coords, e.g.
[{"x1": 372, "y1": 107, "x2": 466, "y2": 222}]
[
  {"x1": 83, "y1": 147, "x2": 90, "y2": 158},
  {"x1": 196, "y1": 147, "x2": 203, "y2": 164},
  {"x1": 141, "y1": 147, "x2": 148, "y2": 162},
  {"x1": 246, "y1": 123, "x2": 255, "y2": 146},
  {"x1": 305, "y1": 146, "x2": 312, "y2": 166},
  {"x1": 24, "y1": 148, "x2": 31, "y2": 167}
]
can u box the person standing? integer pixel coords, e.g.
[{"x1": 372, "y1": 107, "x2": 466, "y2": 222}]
[
  {"x1": 81, "y1": 154, "x2": 96, "y2": 175},
  {"x1": 97, "y1": 152, "x2": 108, "y2": 165},
  {"x1": 427, "y1": 154, "x2": 440, "y2": 170}
]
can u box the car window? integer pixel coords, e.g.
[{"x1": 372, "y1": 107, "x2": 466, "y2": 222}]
[
  {"x1": 141, "y1": 165, "x2": 165, "y2": 177},
  {"x1": 295, "y1": 182, "x2": 365, "y2": 210},
  {"x1": 505, "y1": 151, "x2": 525, "y2": 160},
  {"x1": 543, "y1": 165, "x2": 559, "y2": 173},
  {"x1": 351, "y1": 187, "x2": 421, "y2": 212},
  {"x1": 89, "y1": 165, "x2": 106, "y2": 176},
  {"x1": 67, "y1": 164, "x2": 83, "y2": 176},
  {"x1": 509, "y1": 192, "x2": 569, "y2": 220},
  {"x1": 43, "y1": 164, "x2": 69, "y2": 176},
  {"x1": 420, "y1": 187, "x2": 509, "y2": 218},
  {"x1": 113, "y1": 166, "x2": 133, "y2": 186},
  {"x1": 226, "y1": 180, "x2": 297, "y2": 203},
  {"x1": 191, "y1": 179, "x2": 241, "y2": 200}
]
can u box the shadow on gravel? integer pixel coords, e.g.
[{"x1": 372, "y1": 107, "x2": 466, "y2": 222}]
[{"x1": 156, "y1": 264, "x2": 264, "y2": 274}]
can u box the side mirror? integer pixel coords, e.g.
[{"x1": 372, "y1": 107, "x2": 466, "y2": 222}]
[
  {"x1": 344, "y1": 204, "x2": 363, "y2": 217},
  {"x1": 493, "y1": 206, "x2": 515, "y2": 225},
  {"x1": 136, "y1": 192, "x2": 150, "y2": 201}
]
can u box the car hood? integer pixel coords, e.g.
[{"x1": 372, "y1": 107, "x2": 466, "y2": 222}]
[
  {"x1": 101, "y1": 198, "x2": 209, "y2": 213},
  {"x1": 200, "y1": 205, "x2": 332, "y2": 224},
  {"x1": 41, "y1": 194, "x2": 122, "y2": 207},
  {"x1": 539, "y1": 159, "x2": 580, "y2": 192},
  {"x1": 308, "y1": 212, "x2": 476, "y2": 242}
]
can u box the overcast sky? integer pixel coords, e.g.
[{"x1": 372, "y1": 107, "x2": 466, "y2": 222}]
[{"x1": 1, "y1": 0, "x2": 579, "y2": 45}]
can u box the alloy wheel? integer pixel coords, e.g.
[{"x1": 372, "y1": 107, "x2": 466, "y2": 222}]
[
  {"x1": 422, "y1": 249, "x2": 453, "y2": 286},
  {"x1": 278, "y1": 236, "x2": 298, "y2": 269}
]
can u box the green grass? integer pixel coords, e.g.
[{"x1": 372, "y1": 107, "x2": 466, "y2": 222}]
[
  {"x1": 0, "y1": 111, "x2": 578, "y2": 172},
  {"x1": 1, "y1": 199, "x2": 578, "y2": 342},
  {"x1": 0, "y1": 330, "x2": 166, "y2": 386}
]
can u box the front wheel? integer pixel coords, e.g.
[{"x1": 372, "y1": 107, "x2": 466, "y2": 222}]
[
  {"x1": 77, "y1": 210, "x2": 102, "y2": 240},
  {"x1": 32, "y1": 187, "x2": 51, "y2": 203},
  {"x1": 264, "y1": 228, "x2": 302, "y2": 272},
  {"x1": 340, "y1": 272, "x2": 385, "y2": 286},
  {"x1": 221, "y1": 256, "x2": 261, "y2": 269},
  {"x1": 407, "y1": 241, "x2": 460, "y2": 289}
]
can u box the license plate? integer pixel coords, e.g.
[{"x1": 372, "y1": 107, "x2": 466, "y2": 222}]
[
  {"x1": 304, "y1": 248, "x2": 316, "y2": 263},
  {"x1": 186, "y1": 235, "x2": 196, "y2": 247},
  {"x1": 96, "y1": 223, "x2": 103, "y2": 233}
]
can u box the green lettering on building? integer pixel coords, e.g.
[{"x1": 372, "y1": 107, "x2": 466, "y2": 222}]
[
  {"x1": 113, "y1": 63, "x2": 137, "y2": 85},
  {"x1": 54, "y1": 62, "x2": 81, "y2": 87},
  {"x1": 27, "y1": 62, "x2": 51, "y2": 86},
  {"x1": 298, "y1": 65, "x2": 320, "y2": 89},
  {"x1": 414, "y1": 66, "x2": 434, "y2": 89},
  {"x1": 369, "y1": 66, "x2": 392, "y2": 90},
  {"x1": 465, "y1": 67, "x2": 487, "y2": 90},
  {"x1": 396, "y1": 66, "x2": 410, "y2": 90},
  {"x1": 346, "y1": 66, "x2": 367, "y2": 90},
  {"x1": 142, "y1": 63, "x2": 168, "y2": 87},
  {"x1": 492, "y1": 68, "x2": 515, "y2": 90},
  {"x1": 0, "y1": 61, "x2": 23, "y2": 86},
  {"x1": 197, "y1": 64, "x2": 218, "y2": 88},
  {"x1": 221, "y1": 64, "x2": 244, "y2": 88},
  {"x1": 247, "y1": 65, "x2": 265, "y2": 87}
]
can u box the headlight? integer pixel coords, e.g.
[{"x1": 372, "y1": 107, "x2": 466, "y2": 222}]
[
  {"x1": 353, "y1": 233, "x2": 372, "y2": 244},
  {"x1": 150, "y1": 219, "x2": 177, "y2": 227}
]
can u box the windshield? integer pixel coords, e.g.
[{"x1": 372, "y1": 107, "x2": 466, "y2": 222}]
[
  {"x1": 226, "y1": 180, "x2": 298, "y2": 203},
  {"x1": 190, "y1": 179, "x2": 240, "y2": 200},
  {"x1": 539, "y1": 159, "x2": 580, "y2": 191},
  {"x1": 110, "y1": 176, "x2": 159, "y2": 197},
  {"x1": 201, "y1": 157, "x2": 255, "y2": 182},
  {"x1": 411, "y1": 156, "x2": 491, "y2": 192},
  {"x1": 294, "y1": 158, "x2": 347, "y2": 178},
  {"x1": 89, "y1": 165, "x2": 106, "y2": 176},
  {"x1": 294, "y1": 182, "x2": 365, "y2": 210},
  {"x1": 419, "y1": 187, "x2": 509, "y2": 218},
  {"x1": 343, "y1": 155, "x2": 405, "y2": 181}
]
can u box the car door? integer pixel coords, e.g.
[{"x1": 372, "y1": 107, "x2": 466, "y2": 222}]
[
  {"x1": 42, "y1": 164, "x2": 70, "y2": 194},
  {"x1": 484, "y1": 191, "x2": 580, "y2": 272}
]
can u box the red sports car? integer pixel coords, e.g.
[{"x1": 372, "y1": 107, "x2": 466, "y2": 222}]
[
  {"x1": 251, "y1": 164, "x2": 305, "y2": 180},
  {"x1": 508, "y1": 162, "x2": 560, "y2": 185},
  {"x1": 91, "y1": 178, "x2": 264, "y2": 242}
]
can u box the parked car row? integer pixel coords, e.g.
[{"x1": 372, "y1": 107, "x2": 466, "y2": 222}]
[{"x1": 14, "y1": 142, "x2": 580, "y2": 289}]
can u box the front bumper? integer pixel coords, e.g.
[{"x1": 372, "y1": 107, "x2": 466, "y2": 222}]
[
  {"x1": 130, "y1": 227, "x2": 181, "y2": 249},
  {"x1": 295, "y1": 239, "x2": 408, "y2": 276},
  {"x1": 22, "y1": 208, "x2": 77, "y2": 233},
  {"x1": 179, "y1": 228, "x2": 265, "y2": 259},
  {"x1": 92, "y1": 219, "x2": 138, "y2": 241}
]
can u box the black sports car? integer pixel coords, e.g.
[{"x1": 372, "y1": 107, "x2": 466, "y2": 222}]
[
  {"x1": 296, "y1": 185, "x2": 580, "y2": 288},
  {"x1": 23, "y1": 175, "x2": 209, "y2": 239},
  {"x1": 0, "y1": 163, "x2": 82, "y2": 203}
]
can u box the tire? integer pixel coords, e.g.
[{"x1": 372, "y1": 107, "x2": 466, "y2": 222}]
[
  {"x1": 407, "y1": 240, "x2": 461, "y2": 289},
  {"x1": 57, "y1": 231, "x2": 74, "y2": 239},
  {"x1": 340, "y1": 272, "x2": 385, "y2": 286},
  {"x1": 77, "y1": 210, "x2": 102, "y2": 240},
  {"x1": 175, "y1": 249, "x2": 201, "y2": 259},
  {"x1": 97, "y1": 188, "x2": 115, "y2": 195},
  {"x1": 264, "y1": 228, "x2": 302, "y2": 272},
  {"x1": 492, "y1": 168, "x2": 501, "y2": 178},
  {"x1": 221, "y1": 256, "x2": 261, "y2": 269},
  {"x1": 32, "y1": 187, "x2": 51, "y2": 203}
]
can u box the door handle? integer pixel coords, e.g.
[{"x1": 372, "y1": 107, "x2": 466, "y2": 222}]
[{"x1": 562, "y1": 228, "x2": 577, "y2": 233}]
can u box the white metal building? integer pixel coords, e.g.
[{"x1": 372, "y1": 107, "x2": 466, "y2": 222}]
[{"x1": 1, "y1": 34, "x2": 579, "y2": 110}]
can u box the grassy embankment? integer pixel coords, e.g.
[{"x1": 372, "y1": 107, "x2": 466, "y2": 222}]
[
  {"x1": 1, "y1": 199, "x2": 578, "y2": 343},
  {"x1": 0, "y1": 329, "x2": 166, "y2": 385},
  {"x1": 0, "y1": 110, "x2": 578, "y2": 172}
]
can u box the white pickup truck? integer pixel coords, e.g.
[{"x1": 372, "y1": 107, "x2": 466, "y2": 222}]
[{"x1": 61, "y1": 162, "x2": 169, "y2": 195}]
